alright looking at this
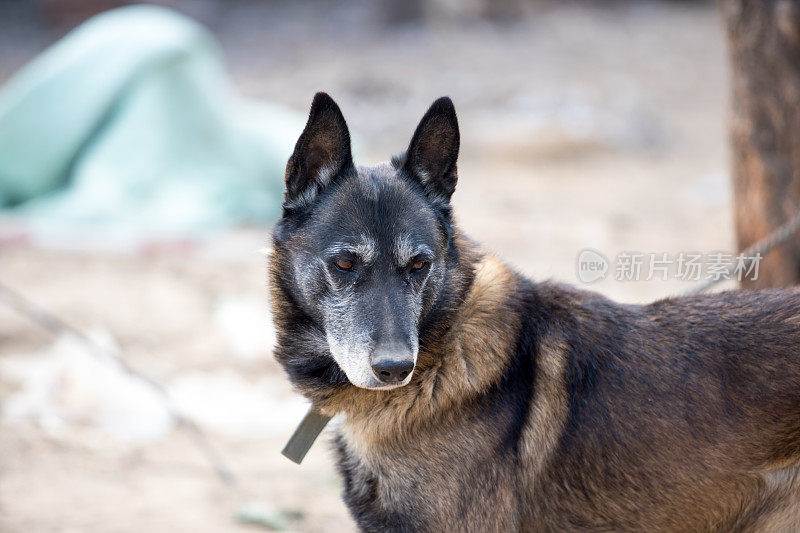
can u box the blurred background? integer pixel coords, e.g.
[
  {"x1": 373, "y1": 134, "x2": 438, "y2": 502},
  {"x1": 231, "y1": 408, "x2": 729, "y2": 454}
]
[{"x1": 0, "y1": 0, "x2": 734, "y2": 531}]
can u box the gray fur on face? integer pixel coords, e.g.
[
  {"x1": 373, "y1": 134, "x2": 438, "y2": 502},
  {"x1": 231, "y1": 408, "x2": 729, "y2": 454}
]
[
  {"x1": 286, "y1": 164, "x2": 443, "y2": 390},
  {"x1": 393, "y1": 234, "x2": 434, "y2": 266},
  {"x1": 324, "y1": 298, "x2": 418, "y2": 390},
  {"x1": 313, "y1": 257, "x2": 420, "y2": 389},
  {"x1": 325, "y1": 235, "x2": 378, "y2": 265},
  {"x1": 290, "y1": 238, "x2": 423, "y2": 389},
  {"x1": 322, "y1": 287, "x2": 381, "y2": 389}
]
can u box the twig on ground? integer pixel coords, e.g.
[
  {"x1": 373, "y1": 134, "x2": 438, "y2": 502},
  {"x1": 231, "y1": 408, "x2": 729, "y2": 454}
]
[{"x1": 0, "y1": 280, "x2": 237, "y2": 486}]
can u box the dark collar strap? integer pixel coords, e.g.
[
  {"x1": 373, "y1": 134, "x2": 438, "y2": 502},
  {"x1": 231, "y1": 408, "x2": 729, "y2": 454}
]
[{"x1": 281, "y1": 406, "x2": 332, "y2": 464}]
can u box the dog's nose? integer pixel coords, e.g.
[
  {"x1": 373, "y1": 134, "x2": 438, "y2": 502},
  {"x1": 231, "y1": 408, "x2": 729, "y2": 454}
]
[
  {"x1": 371, "y1": 356, "x2": 414, "y2": 383},
  {"x1": 370, "y1": 345, "x2": 415, "y2": 384}
]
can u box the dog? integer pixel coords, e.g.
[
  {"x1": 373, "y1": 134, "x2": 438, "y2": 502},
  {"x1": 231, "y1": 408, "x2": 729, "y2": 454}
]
[{"x1": 269, "y1": 92, "x2": 800, "y2": 532}]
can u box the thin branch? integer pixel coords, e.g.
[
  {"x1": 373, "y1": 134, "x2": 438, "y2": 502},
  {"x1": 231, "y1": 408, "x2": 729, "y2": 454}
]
[{"x1": 0, "y1": 280, "x2": 237, "y2": 486}]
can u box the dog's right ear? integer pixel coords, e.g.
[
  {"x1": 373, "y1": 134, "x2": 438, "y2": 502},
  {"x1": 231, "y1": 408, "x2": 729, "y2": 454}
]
[{"x1": 283, "y1": 92, "x2": 354, "y2": 211}]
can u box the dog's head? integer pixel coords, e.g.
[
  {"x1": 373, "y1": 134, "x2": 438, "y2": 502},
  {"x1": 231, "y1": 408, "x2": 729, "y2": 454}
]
[{"x1": 271, "y1": 93, "x2": 463, "y2": 390}]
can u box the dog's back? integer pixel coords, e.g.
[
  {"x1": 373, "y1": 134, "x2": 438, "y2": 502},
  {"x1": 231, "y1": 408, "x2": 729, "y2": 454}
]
[{"x1": 523, "y1": 286, "x2": 800, "y2": 531}]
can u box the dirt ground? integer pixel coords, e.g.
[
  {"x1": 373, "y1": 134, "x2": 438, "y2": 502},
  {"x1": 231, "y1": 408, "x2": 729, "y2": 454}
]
[{"x1": 0, "y1": 1, "x2": 734, "y2": 531}]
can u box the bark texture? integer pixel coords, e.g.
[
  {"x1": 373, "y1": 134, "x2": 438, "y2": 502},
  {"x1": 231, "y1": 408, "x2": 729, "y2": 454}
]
[{"x1": 722, "y1": 0, "x2": 800, "y2": 287}]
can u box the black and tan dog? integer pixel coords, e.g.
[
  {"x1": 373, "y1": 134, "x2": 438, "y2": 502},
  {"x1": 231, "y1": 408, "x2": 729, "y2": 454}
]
[{"x1": 269, "y1": 93, "x2": 800, "y2": 532}]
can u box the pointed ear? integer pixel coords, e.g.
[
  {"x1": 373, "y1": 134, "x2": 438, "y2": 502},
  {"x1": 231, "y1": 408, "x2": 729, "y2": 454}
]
[
  {"x1": 400, "y1": 97, "x2": 460, "y2": 205},
  {"x1": 284, "y1": 92, "x2": 354, "y2": 210}
]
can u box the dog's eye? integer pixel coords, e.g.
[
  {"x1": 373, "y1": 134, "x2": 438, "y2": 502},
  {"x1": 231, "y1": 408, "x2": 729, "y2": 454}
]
[
  {"x1": 410, "y1": 260, "x2": 427, "y2": 273},
  {"x1": 334, "y1": 258, "x2": 354, "y2": 271}
]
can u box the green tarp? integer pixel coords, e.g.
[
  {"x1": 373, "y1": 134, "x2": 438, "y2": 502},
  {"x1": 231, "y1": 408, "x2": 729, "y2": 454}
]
[{"x1": 0, "y1": 5, "x2": 303, "y2": 237}]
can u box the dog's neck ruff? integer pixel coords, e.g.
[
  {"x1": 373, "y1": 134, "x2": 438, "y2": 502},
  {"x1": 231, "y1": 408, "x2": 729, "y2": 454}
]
[{"x1": 282, "y1": 253, "x2": 521, "y2": 461}]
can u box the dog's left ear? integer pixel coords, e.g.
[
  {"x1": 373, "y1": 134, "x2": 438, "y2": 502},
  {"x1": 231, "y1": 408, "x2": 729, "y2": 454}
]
[
  {"x1": 400, "y1": 97, "x2": 460, "y2": 205},
  {"x1": 284, "y1": 92, "x2": 354, "y2": 211}
]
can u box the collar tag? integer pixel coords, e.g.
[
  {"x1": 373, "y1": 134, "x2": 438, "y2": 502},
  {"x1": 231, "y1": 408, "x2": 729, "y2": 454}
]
[{"x1": 281, "y1": 406, "x2": 332, "y2": 464}]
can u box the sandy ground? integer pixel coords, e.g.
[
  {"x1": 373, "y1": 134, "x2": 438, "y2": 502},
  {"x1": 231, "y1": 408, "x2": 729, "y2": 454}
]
[{"x1": 0, "y1": 1, "x2": 735, "y2": 531}]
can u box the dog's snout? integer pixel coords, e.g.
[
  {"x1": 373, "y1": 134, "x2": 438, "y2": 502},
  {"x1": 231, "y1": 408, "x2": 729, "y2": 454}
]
[{"x1": 371, "y1": 345, "x2": 415, "y2": 384}]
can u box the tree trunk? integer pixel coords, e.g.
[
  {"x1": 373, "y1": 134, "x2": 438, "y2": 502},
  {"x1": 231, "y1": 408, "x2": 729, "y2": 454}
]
[{"x1": 721, "y1": 0, "x2": 800, "y2": 287}]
